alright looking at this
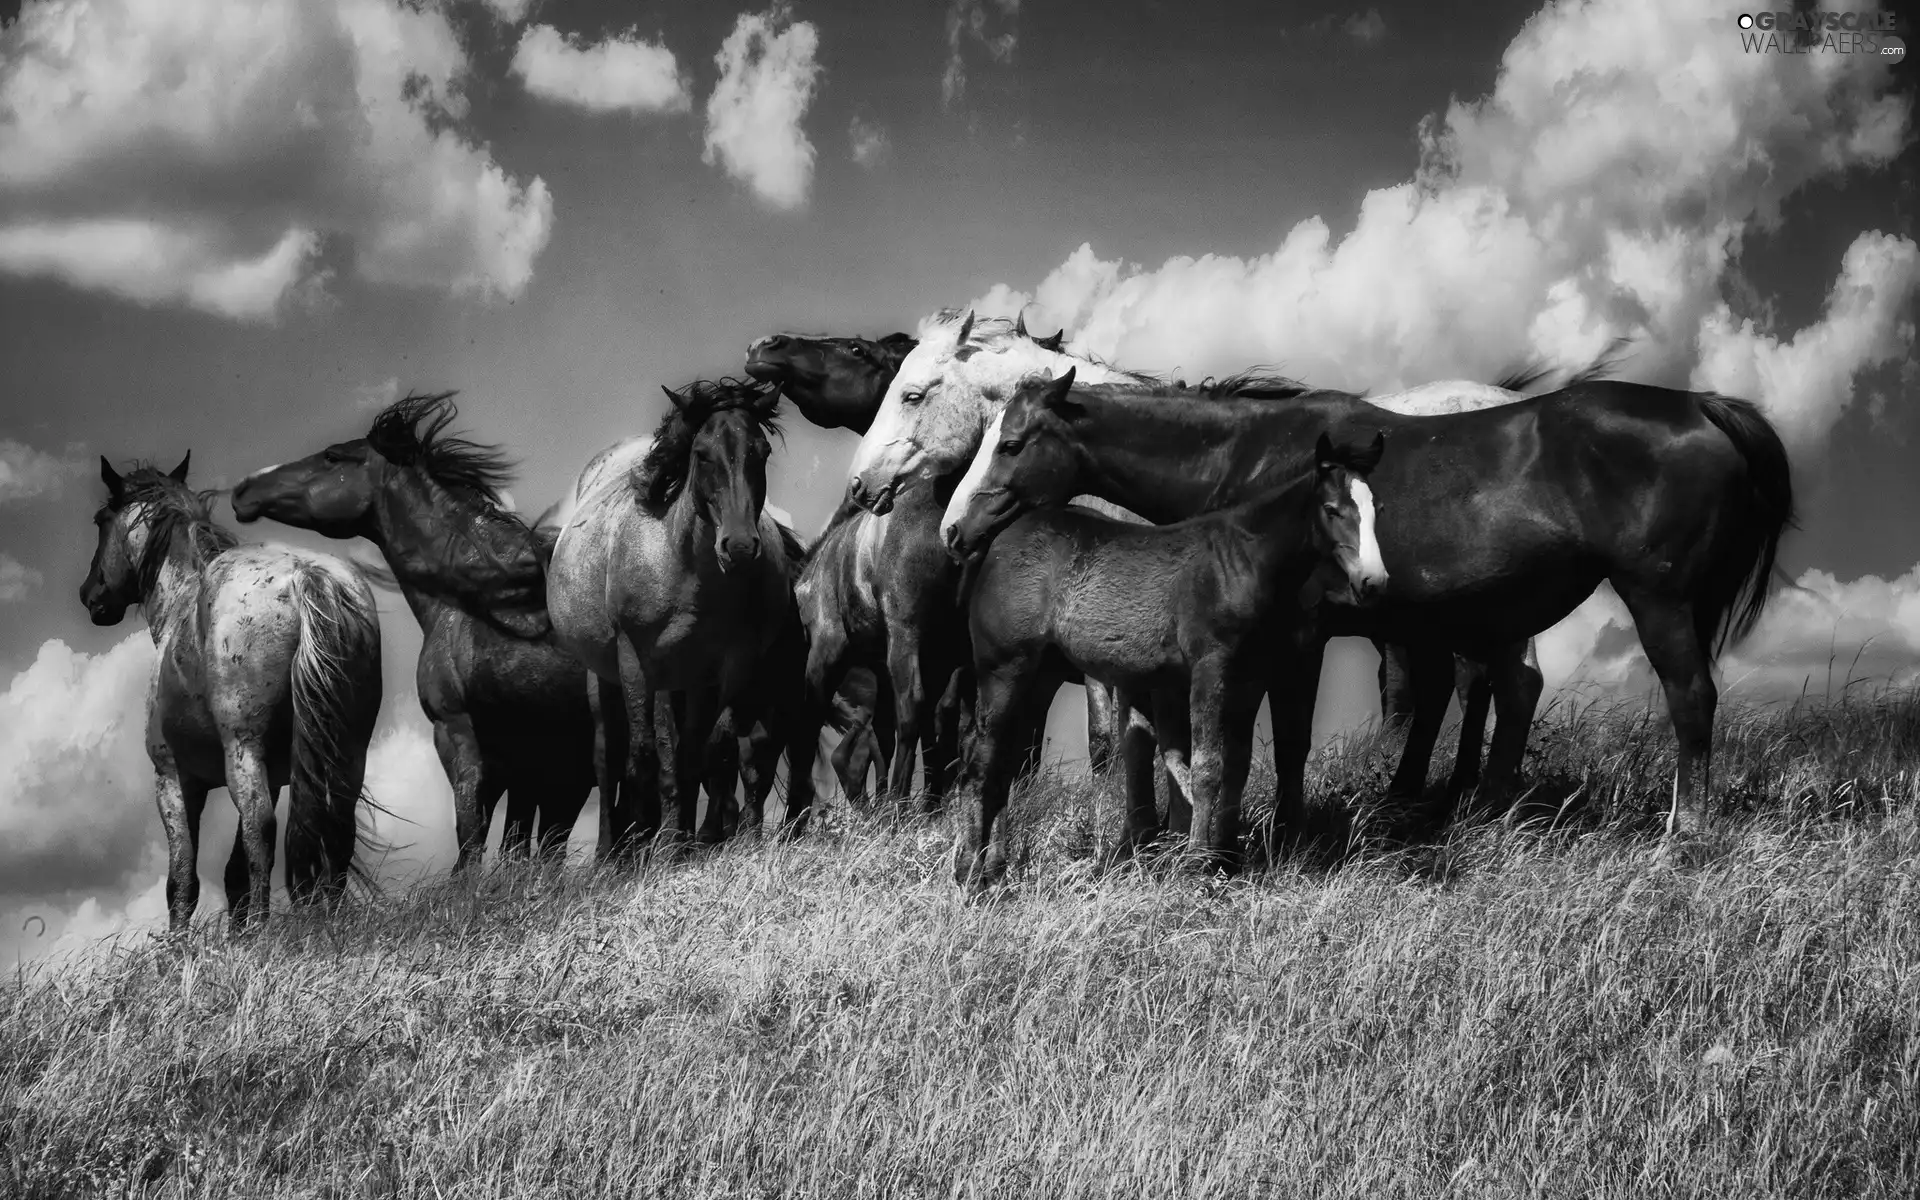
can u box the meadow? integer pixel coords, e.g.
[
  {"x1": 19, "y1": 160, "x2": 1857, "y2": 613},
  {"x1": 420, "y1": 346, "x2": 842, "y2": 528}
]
[{"x1": 4, "y1": 688, "x2": 1918, "y2": 1199}]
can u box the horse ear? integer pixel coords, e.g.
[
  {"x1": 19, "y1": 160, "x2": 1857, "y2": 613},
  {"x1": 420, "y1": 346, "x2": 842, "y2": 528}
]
[
  {"x1": 100, "y1": 456, "x2": 124, "y2": 498},
  {"x1": 754, "y1": 381, "x2": 783, "y2": 415},
  {"x1": 1360, "y1": 431, "x2": 1386, "y2": 472},
  {"x1": 1037, "y1": 329, "x2": 1066, "y2": 352},
  {"x1": 1015, "y1": 311, "x2": 1029, "y2": 338},
  {"x1": 956, "y1": 310, "x2": 975, "y2": 344},
  {"x1": 1043, "y1": 367, "x2": 1084, "y2": 419},
  {"x1": 661, "y1": 386, "x2": 688, "y2": 414},
  {"x1": 1315, "y1": 432, "x2": 1336, "y2": 470},
  {"x1": 167, "y1": 451, "x2": 191, "y2": 482}
]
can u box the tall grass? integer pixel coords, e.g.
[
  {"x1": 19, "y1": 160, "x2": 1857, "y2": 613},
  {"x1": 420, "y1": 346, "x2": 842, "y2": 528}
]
[{"x1": 5, "y1": 691, "x2": 1918, "y2": 1198}]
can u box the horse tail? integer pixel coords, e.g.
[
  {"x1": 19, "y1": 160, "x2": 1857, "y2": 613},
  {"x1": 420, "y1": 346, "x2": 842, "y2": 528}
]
[
  {"x1": 285, "y1": 562, "x2": 388, "y2": 905},
  {"x1": 1693, "y1": 392, "x2": 1796, "y2": 655}
]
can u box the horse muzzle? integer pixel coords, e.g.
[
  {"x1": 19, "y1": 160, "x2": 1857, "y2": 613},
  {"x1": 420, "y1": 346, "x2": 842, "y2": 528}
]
[
  {"x1": 716, "y1": 532, "x2": 763, "y2": 572},
  {"x1": 848, "y1": 478, "x2": 897, "y2": 516}
]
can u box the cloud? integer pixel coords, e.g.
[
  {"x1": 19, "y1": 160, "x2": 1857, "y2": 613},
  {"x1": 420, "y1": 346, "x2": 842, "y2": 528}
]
[
  {"x1": 0, "y1": 0, "x2": 554, "y2": 321},
  {"x1": 353, "y1": 377, "x2": 403, "y2": 411},
  {"x1": 942, "y1": 0, "x2": 1020, "y2": 111},
  {"x1": 702, "y1": 7, "x2": 821, "y2": 211},
  {"x1": 510, "y1": 23, "x2": 692, "y2": 114},
  {"x1": 474, "y1": 0, "x2": 534, "y2": 23},
  {"x1": 968, "y1": 0, "x2": 1915, "y2": 459},
  {"x1": 849, "y1": 113, "x2": 891, "y2": 168},
  {"x1": 1538, "y1": 566, "x2": 1920, "y2": 702},
  {"x1": 0, "y1": 437, "x2": 87, "y2": 504},
  {"x1": 0, "y1": 554, "x2": 44, "y2": 602},
  {"x1": 0, "y1": 633, "x2": 158, "y2": 901},
  {"x1": 1344, "y1": 8, "x2": 1387, "y2": 44}
]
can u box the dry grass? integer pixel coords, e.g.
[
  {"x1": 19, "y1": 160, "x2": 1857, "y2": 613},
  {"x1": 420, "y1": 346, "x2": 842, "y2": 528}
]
[{"x1": 5, "y1": 691, "x2": 1919, "y2": 1198}]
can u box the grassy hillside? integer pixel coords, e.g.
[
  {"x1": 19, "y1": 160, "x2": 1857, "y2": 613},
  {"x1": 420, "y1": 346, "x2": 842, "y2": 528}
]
[{"x1": 5, "y1": 691, "x2": 1919, "y2": 1198}]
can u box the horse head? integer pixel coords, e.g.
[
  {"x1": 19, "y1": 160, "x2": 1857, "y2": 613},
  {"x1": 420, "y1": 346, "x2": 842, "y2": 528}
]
[
  {"x1": 80, "y1": 453, "x2": 192, "y2": 626},
  {"x1": 941, "y1": 367, "x2": 1083, "y2": 560}
]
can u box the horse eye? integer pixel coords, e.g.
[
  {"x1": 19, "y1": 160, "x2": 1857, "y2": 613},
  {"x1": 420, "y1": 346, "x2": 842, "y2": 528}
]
[
  {"x1": 1322, "y1": 503, "x2": 1342, "y2": 517},
  {"x1": 997, "y1": 440, "x2": 1021, "y2": 456},
  {"x1": 903, "y1": 390, "x2": 926, "y2": 406}
]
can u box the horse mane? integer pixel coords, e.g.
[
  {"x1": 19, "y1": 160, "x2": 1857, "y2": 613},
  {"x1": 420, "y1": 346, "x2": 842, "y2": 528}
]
[
  {"x1": 366, "y1": 391, "x2": 518, "y2": 507},
  {"x1": 1490, "y1": 335, "x2": 1636, "y2": 394},
  {"x1": 635, "y1": 377, "x2": 783, "y2": 515},
  {"x1": 103, "y1": 465, "x2": 237, "y2": 600}
]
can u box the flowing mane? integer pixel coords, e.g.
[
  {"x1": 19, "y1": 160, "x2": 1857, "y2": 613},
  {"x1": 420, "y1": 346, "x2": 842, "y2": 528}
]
[
  {"x1": 366, "y1": 391, "x2": 518, "y2": 507},
  {"x1": 99, "y1": 464, "x2": 237, "y2": 600},
  {"x1": 636, "y1": 377, "x2": 783, "y2": 515}
]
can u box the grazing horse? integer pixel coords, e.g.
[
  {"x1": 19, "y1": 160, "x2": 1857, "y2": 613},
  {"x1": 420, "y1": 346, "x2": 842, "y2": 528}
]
[
  {"x1": 230, "y1": 393, "x2": 597, "y2": 870},
  {"x1": 747, "y1": 324, "x2": 1130, "y2": 775},
  {"x1": 795, "y1": 493, "x2": 969, "y2": 810},
  {"x1": 941, "y1": 359, "x2": 1794, "y2": 835},
  {"x1": 80, "y1": 456, "x2": 383, "y2": 934},
  {"x1": 948, "y1": 377, "x2": 1389, "y2": 886}
]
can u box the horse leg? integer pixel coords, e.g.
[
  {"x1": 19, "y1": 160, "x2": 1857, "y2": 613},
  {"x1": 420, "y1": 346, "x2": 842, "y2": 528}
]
[
  {"x1": 1387, "y1": 646, "x2": 1458, "y2": 812},
  {"x1": 885, "y1": 628, "x2": 927, "y2": 808},
  {"x1": 1615, "y1": 587, "x2": 1718, "y2": 836},
  {"x1": 830, "y1": 711, "x2": 871, "y2": 805},
  {"x1": 1266, "y1": 638, "x2": 1326, "y2": 856},
  {"x1": 591, "y1": 675, "x2": 628, "y2": 859},
  {"x1": 699, "y1": 708, "x2": 741, "y2": 845},
  {"x1": 921, "y1": 663, "x2": 966, "y2": 813},
  {"x1": 952, "y1": 658, "x2": 1039, "y2": 890},
  {"x1": 616, "y1": 638, "x2": 663, "y2": 849},
  {"x1": 672, "y1": 688, "x2": 722, "y2": 843},
  {"x1": 537, "y1": 777, "x2": 590, "y2": 862},
  {"x1": 778, "y1": 699, "x2": 822, "y2": 835},
  {"x1": 154, "y1": 757, "x2": 210, "y2": 936},
  {"x1": 1478, "y1": 639, "x2": 1544, "y2": 806},
  {"x1": 1085, "y1": 682, "x2": 1118, "y2": 774},
  {"x1": 1100, "y1": 687, "x2": 1161, "y2": 869},
  {"x1": 1444, "y1": 655, "x2": 1492, "y2": 805},
  {"x1": 1376, "y1": 639, "x2": 1418, "y2": 730},
  {"x1": 223, "y1": 740, "x2": 277, "y2": 933},
  {"x1": 496, "y1": 762, "x2": 536, "y2": 862},
  {"x1": 434, "y1": 715, "x2": 490, "y2": 872},
  {"x1": 1152, "y1": 684, "x2": 1196, "y2": 836}
]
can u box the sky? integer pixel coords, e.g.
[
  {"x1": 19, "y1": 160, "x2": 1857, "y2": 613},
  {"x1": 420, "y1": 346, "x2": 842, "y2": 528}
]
[{"x1": 0, "y1": 0, "x2": 1916, "y2": 962}]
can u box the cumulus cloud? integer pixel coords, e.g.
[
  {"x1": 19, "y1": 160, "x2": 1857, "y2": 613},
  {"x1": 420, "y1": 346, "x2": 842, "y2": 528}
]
[
  {"x1": 968, "y1": 0, "x2": 1915, "y2": 457},
  {"x1": 1344, "y1": 8, "x2": 1387, "y2": 44},
  {"x1": 0, "y1": 554, "x2": 44, "y2": 602},
  {"x1": 0, "y1": 0, "x2": 554, "y2": 321},
  {"x1": 850, "y1": 113, "x2": 891, "y2": 168},
  {"x1": 474, "y1": 0, "x2": 534, "y2": 23},
  {"x1": 942, "y1": 0, "x2": 1019, "y2": 111},
  {"x1": 511, "y1": 23, "x2": 692, "y2": 114},
  {"x1": 702, "y1": 7, "x2": 821, "y2": 211},
  {"x1": 0, "y1": 437, "x2": 87, "y2": 503}
]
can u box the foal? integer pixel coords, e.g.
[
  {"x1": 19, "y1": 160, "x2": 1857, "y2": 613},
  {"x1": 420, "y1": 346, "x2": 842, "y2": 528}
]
[{"x1": 948, "y1": 370, "x2": 1387, "y2": 887}]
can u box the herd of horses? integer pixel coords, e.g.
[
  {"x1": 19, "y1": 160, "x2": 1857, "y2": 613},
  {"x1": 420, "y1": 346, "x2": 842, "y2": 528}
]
[{"x1": 79, "y1": 310, "x2": 1795, "y2": 932}]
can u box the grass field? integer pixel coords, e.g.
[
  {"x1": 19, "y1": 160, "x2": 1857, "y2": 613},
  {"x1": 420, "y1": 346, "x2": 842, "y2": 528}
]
[{"x1": 5, "y1": 690, "x2": 1919, "y2": 1198}]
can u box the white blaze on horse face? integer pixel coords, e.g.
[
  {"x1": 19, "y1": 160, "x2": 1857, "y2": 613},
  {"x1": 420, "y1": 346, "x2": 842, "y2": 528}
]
[
  {"x1": 1347, "y1": 477, "x2": 1388, "y2": 593},
  {"x1": 941, "y1": 408, "x2": 1007, "y2": 547}
]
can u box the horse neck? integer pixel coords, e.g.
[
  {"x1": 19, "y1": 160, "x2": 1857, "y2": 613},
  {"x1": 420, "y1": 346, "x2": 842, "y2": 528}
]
[
  {"x1": 663, "y1": 476, "x2": 722, "y2": 574},
  {"x1": 141, "y1": 525, "x2": 213, "y2": 643},
  {"x1": 1230, "y1": 476, "x2": 1321, "y2": 587},
  {"x1": 369, "y1": 468, "x2": 523, "y2": 625},
  {"x1": 1066, "y1": 393, "x2": 1283, "y2": 523}
]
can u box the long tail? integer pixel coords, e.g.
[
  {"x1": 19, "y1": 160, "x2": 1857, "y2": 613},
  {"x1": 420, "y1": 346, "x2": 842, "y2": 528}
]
[
  {"x1": 285, "y1": 562, "x2": 388, "y2": 905},
  {"x1": 1694, "y1": 392, "x2": 1796, "y2": 655}
]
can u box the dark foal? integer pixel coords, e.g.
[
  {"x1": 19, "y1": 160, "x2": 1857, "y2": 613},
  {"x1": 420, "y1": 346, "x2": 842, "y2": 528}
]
[
  {"x1": 233, "y1": 393, "x2": 598, "y2": 869},
  {"x1": 948, "y1": 373, "x2": 1388, "y2": 887}
]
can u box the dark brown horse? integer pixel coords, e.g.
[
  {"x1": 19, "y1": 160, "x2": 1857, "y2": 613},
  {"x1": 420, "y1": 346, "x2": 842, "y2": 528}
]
[
  {"x1": 944, "y1": 370, "x2": 1794, "y2": 836},
  {"x1": 949, "y1": 375, "x2": 1388, "y2": 886},
  {"x1": 231, "y1": 393, "x2": 598, "y2": 869},
  {"x1": 83, "y1": 457, "x2": 384, "y2": 933}
]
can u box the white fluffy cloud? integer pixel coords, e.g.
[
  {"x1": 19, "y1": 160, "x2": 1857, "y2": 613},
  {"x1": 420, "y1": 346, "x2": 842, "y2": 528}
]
[
  {"x1": 0, "y1": 554, "x2": 44, "y2": 602},
  {"x1": 970, "y1": 0, "x2": 1914, "y2": 456},
  {"x1": 0, "y1": 437, "x2": 86, "y2": 503},
  {"x1": 475, "y1": 0, "x2": 533, "y2": 23},
  {"x1": 962, "y1": 0, "x2": 1919, "y2": 702},
  {"x1": 0, "y1": 0, "x2": 554, "y2": 321},
  {"x1": 511, "y1": 23, "x2": 691, "y2": 114},
  {"x1": 702, "y1": 7, "x2": 821, "y2": 211}
]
